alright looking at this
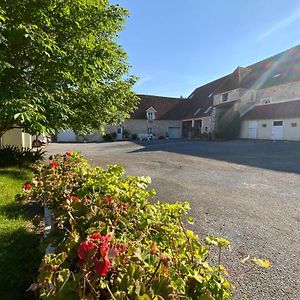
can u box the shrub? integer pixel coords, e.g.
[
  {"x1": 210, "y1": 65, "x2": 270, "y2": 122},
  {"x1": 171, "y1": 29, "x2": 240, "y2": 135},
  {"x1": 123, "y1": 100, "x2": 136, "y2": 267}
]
[
  {"x1": 123, "y1": 130, "x2": 130, "y2": 139},
  {"x1": 111, "y1": 132, "x2": 117, "y2": 140},
  {"x1": 131, "y1": 133, "x2": 138, "y2": 140},
  {"x1": 21, "y1": 153, "x2": 269, "y2": 299},
  {"x1": 0, "y1": 145, "x2": 45, "y2": 167},
  {"x1": 102, "y1": 133, "x2": 113, "y2": 142}
]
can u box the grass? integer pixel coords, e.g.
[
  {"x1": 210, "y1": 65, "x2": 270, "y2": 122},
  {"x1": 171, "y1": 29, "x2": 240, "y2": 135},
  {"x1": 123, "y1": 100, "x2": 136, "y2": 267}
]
[{"x1": 0, "y1": 167, "x2": 41, "y2": 300}]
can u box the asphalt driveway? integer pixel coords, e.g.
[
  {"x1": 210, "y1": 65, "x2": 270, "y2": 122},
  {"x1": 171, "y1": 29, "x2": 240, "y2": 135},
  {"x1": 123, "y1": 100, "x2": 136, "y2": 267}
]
[{"x1": 46, "y1": 139, "x2": 300, "y2": 300}]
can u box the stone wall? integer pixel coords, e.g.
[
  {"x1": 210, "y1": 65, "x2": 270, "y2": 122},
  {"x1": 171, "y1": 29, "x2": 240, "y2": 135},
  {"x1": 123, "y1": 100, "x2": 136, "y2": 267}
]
[
  {"x1": 256, "y1": 80, "x2": 300, "y2": 104},
  {"x1": 124, "y1": 119, "x2": 182, "y2": 138}
]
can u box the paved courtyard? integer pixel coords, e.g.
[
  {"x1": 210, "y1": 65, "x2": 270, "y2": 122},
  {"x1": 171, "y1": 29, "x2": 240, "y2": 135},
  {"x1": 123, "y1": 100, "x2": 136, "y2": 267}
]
[{"x1": 46, "y1": 139, "x2": 300, "y2": 300}]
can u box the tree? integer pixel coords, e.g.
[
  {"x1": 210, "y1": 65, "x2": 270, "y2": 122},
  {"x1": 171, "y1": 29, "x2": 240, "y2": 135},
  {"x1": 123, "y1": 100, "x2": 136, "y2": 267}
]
[
  {"x1": 0, "y1": 0, "x2": 139, "y2": 137},
  {"x1": 214, "y1": 108, "x2": 241, "y2": 140}
]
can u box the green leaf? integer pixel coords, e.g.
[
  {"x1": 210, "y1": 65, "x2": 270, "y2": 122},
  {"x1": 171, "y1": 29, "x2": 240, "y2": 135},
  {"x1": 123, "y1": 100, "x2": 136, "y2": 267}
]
[{"x1": 187, "y1": 216, "x2": 194, "y2": 224}]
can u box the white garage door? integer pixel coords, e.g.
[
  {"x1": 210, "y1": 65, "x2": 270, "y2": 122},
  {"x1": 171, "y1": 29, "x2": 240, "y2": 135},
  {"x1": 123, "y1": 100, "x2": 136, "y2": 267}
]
[
  {"x1": 272, "y1": 120, "x2": 283, "y2": 140},
  {"x1": 57, "y1": 130, "x2": 77, "y2": 142},
  {"x1": 168, "y1": 127, "x2": 181, "y2": 139},
  {"x1": 247, "y1": 121, "x2": 257, "y2": 139}
]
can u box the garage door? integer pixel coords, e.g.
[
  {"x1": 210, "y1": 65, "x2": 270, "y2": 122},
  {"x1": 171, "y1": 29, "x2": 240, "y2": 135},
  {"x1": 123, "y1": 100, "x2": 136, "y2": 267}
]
[
  {"x1": 168, "y1": 127, "x2": 181, "y2": 139},
  {"x1": 248, "y1": 121, "x2": 257, "y2": 139},
  {"x1": 272, "y1": 120, "x2": 283, "y2": 140},
  {"x1": 57, "y1": 130, "x2": 77, "y2": 142}
]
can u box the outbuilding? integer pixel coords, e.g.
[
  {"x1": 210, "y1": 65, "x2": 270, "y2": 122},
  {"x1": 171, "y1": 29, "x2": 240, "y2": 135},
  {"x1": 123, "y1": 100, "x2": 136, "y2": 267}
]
[{"x1": 240, "y1": 100, "x2": 300, "y2": 141}]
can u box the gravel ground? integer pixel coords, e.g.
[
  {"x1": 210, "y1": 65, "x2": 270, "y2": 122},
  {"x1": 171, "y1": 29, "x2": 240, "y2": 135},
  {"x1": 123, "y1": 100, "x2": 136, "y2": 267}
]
[{"x1": 46, "y1": 139, "x2": 300, "y2": 300}]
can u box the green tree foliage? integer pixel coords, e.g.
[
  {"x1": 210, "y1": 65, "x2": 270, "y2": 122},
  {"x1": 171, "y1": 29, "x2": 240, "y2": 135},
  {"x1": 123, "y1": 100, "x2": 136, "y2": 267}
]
[{"x1": 0, "y1": 0, "x2": 139, "y2": 136}]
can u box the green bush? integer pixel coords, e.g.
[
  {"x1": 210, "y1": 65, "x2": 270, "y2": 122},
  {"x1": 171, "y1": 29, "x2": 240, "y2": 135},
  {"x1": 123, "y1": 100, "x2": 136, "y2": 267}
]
[
  {"x1": 102, "y1": 133, "x2": 113, "y2": 142},
  {"x1": 124, "y1": 130, "x2": 130, "y2": 139},
  {"x1": 131, "y1": 133, "x2": 138, "y2": 140},
  {"x1": 21, "y1": 153, "x2": 269, "y2": 299},
  {"x1": 0, "y1": 145, "x2": 45, "y2": 167},
  {"x1": 103, "y1": 132, "x2": 117, "y2": 142}
]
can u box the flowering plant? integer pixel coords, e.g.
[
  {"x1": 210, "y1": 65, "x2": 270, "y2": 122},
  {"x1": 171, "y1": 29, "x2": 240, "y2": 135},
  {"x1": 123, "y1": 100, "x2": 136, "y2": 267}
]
[{"x1": 22, "y1": 153, "x2": 269, "y2": 299}]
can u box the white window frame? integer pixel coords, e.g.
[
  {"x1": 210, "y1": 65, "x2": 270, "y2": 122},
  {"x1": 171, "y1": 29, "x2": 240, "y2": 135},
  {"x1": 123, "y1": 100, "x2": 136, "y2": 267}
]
[
  {"x1": 221, "y1": 92, "x2": 229, "y2": 102},
  {"x1": 261, "y1": 98, "x2": 272, "y2": 105},
  {"x1": 147, "y1": 111, "x2": 154, "y2": 120},
  {"x1": 272, "y1": 120, "x2": 284, "y2": 127},
  {"x1": 147, "y1": 127, "x2": 153, "y2": 134},
  {"x1": 204, "y1": 106, "x2": 212, "y2": 114},
  {"x1": 194, "y1": 108, "x2": 201, "y2": 116}
]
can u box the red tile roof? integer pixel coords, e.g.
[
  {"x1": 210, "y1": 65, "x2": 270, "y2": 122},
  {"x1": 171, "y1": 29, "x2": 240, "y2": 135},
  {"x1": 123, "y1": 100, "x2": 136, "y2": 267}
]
[
  {"x1": 132, "y1": 95, "x2": 184, "y2": 120},
  {"x1": 241, "y1": 45, "x2": 300, "y2": 89},
  {"x1": 242, "y1": 100, "x2": 300, "y2": 120},
  {"x1": 133, "y1": 45, "x2": 300, "y2": 121}
]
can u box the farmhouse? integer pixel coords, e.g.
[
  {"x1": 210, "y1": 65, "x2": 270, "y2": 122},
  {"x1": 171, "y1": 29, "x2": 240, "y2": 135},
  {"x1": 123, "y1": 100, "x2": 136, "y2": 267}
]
[{"x1": 55, "y1": 44, "x2": 300, "y2": 142}]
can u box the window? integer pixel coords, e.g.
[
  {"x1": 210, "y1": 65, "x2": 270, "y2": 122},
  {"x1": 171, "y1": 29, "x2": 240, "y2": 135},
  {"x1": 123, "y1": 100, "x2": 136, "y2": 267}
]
[
  {"x1": 204, "y1": 106, "x2": 212, "y2": 114},
  {"x1": 147, "y1": 111, "x2": 154, "y2": 120},
  {"x1": 262, "y1": 124, "x2": 267, "y2": 128},
  {"x1": 221, "y1": 92, "x2": 229, "y2": 102},
  {"x1": 273, "y1": 120, "x2": 283, "y2": 127},
  {"x1": 194, "y1": 108, "x2": 201, "y2": 116},
  {"x1": 291, "y1": 122, "x2": 297, "y2": 127},
  {"x1": 261, "y1": 98, "x2": 272, "y2": 104},
  {"x1": 147, "y1": 127, "x2": 153, "y2": 134}
]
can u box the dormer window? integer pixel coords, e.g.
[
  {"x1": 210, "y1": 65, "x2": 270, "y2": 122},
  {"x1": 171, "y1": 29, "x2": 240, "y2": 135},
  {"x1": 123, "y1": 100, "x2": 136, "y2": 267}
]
[
  {"x1": 146, "y1": 106, "x2": 157, "y2": 120},
  {"x1": 204, "y1": 106, "x2": 212, "y2": 114},
  {"x1": 147, "y1": 111, "x2": 153, "y2": 120},
  {"x1": 261, "y1": 98, "x2": 272, "y2": 104},
  {"x1": 194, "y1": 108, "x2": 201, "y2": 116},
  {"x1": 221, "y1": 92, "x2": 229, "y2": 102}
]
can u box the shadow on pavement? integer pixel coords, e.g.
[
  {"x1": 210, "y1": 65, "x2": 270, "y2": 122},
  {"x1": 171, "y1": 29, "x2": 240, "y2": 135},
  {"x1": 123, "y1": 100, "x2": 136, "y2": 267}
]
[{"x1": 130, "y1": 139, "x2": 300, "y2": 174}]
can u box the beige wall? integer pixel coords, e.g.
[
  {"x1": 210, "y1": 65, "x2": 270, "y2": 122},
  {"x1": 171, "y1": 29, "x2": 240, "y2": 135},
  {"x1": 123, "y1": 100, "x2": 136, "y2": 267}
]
[
  {"x1": 200, "y1": 116, "x2": 212, "y2": 133},
  {"x1": 124, "y1": 119, "x2": 181, "y2": 137},
  {"x1": 1, "y1": 128, "x2": 32, "y2": 148},
  {"x1": 241, "y1": 118, "x2": 300, "y2": 141},
  {"x1": 76, "y1": 119, "x2": 182, "y2": 142},
  {"x1": 256, "y1": 81, "x2": 300, "y2": 104},
  {"x1": 213, "y1": 88, "x2": 253, "y2": 106},
  {"x1": 214, "y1": 81, "x2": 300, "y2": 107}
]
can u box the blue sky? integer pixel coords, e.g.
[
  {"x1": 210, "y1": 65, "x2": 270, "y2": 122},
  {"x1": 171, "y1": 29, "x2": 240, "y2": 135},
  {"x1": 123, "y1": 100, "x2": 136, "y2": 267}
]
[{"x1": 111, "y1": 0, "x2": 300, "y2": 97}]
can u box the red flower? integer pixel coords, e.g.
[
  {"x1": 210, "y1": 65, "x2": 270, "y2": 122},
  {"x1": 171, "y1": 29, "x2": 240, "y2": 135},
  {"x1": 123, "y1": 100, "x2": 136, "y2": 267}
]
[
  {"x1": 96, "y1": 234, "x2": 112, "y2": 257},
  {"x1": 94, "y1": 257, "x2": 110, "y2": 277},
  {"x1": 23, "y1": 182, "x2": 31, "y2": 190},
  {"x1": 99, "y1": 241, "x2": 109, "y2": 258},
  {"x1": 50, "y1": 162, "x2": 58, "y2": 168},
  {"x1": 101, "y1": 233, "x2": 112, "y2": 243},
  {"x1": 66, "y1": 195, "x2": 80, "y2": 203},
  {"x1": 77, "y1": 241, "x2": 97, "y2": 260},
  {"x1": 90, "y1": 233, "x2": 101, "y2": 240},
  {"x1": 103, "y1": 197, "x2": 112, "y2": 204},
  {"x1": 65, "y1": 151, "x2": 72, "y2": 156}
]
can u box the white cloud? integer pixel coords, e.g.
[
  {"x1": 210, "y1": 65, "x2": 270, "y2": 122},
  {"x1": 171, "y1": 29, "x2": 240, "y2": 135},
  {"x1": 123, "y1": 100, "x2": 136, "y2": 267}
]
[{"x1": 257, "y1": 7, "x2": 300, "y2": 41}]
